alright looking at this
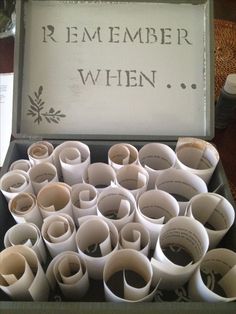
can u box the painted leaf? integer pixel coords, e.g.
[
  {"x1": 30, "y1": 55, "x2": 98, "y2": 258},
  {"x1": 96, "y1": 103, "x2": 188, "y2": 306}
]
[
  {"x1": 51, "y1": 118, "x2": 59, "y2": 124},
  {"x1": 30, "y1": 105, "x2": 38, "y2": 112},
  {"x1": 28, "y1": 95, "x2": 36, "y2": 106},
  {"x1": 38, "y1": 85, "x2": 43, "y2": 95}
]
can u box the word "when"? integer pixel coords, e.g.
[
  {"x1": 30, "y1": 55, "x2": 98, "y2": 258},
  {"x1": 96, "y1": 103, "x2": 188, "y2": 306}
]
[{"x1": 77, "y1": 69, "x2": 157, "y2": 88}]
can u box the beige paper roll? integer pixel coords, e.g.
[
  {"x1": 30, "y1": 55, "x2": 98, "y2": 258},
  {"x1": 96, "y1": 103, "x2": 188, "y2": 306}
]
[
  {"x1": 108, "y1": 143, "x2": 139, "y2": 171},
  {"x1": 155, "y1": 168, "x2": 207, "y2": 215},
  {"x1": 152, "y1": 216, "x2": 209, "y2": 290},
  {"x1": 71, "y1": 183, "x2": 98, "y2": 226},
  {"x1": 41, "y1": 213, "x2": 77, "y2": 258},
  {"x1": 4, "y1": 222, "x2": 47, "y2": 264},
  {"x1": 46, "y1": 251, "x2": 89, "y2": 300},
  {"x1": 186, "y1": 192, "x2": 235, "y2": 249},
  {"x1": 37, "y1": 182, "x2": 72, "y2": 218},
  {"x1": 8, "y1": 192, "x2": 43, "y2": 228},
  {"x1": 103, "y1": 249, "x2": 157, "y2": 302},
  {"x1": 188, "y1": 248, "x2": 236, "y2": 302},
  {"x1": 29, "y1": 162, "x2": 59, "y2": 195},
  {"x1": 175, "y1": 137, "x2": 219, "y2": 184},
  {"x1": 53, "y1": 141, "x2": 90, "y2": 180},
  {"x1": 97, "y1": 185, "x2": 136, "y2": 231},
  {"x1": 116, "y1": 164, "x2": 149, "y2": 200},
  {"x1": 76, "y1": 215, "x2": 119, "y2": 280},
  {"x1": 0, "y1": 170, "x2": 34, "y2": 202},
  {"x1": 0, "y1": 245, "x2": 50, "y2": 301},
  {"x1": 136, "y1": 189, "x2": 179, "y2": 249},
  {"x1": 82, "y1": 162, "x2": 116, "y2": 193},
  {"x1": 119, "y1": 222, "x2": 150, "y2": 256},
  {"x1": 27, "y1": 141, "x2": 54, "y2": 166},
  {"x1": 138, "y1": 143, "x2": 177, "y2": 189},
  {"x1": 9, "y1": 159, "x2": 31, "y2": 173}
]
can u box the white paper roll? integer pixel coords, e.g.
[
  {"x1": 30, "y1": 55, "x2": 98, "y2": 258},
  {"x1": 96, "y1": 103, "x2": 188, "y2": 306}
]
[
  {"x1": 53, "y1": 141, "x2": 90, "y2": 180},
  {"x1": 175, "y1": 137, "x2": 219, "y2": 184},
  {"x1": 27, "y1": 141, "x2": 54, "y2": 166},
  {"x1": 97, "y1": 185, "x2": 136, "y2": 231},
  {"x1": 41, "y1": 213, "x2": 77, "y2": 258},
  {"x1": 136, "y1": 189, "x2": 179, "y2": 249},
  {"x1": 0, "y1": 170, "x2": 34, "y2": 202},
  {"x1": 71, "y1": 183, "x2": 98, "y2": 226},
  {"x1": 4, "y1": 222, "x2": 47, "y2": 264},
  {"x1": 186, "y1": 193, "x2": 235, "y2": 249},
  {"x1": 116, "y1": 164, "x2": 149, "y2": 200},
  {"x1": 0, "y1": 245, "x2": 50, "y2": 301},
  {"x1": 82, "y1": 162, "x2": 116, "y2": 193},
  {"x1": 151, "y1": 216, "x2": 209, "y2": 290},
  {"x1": 188, "y1": 248, "x2": 236, "y2": 302},
  {"x1": 138, "y1": 143, "x2": 177, "y2": 189},
  {"x1": 59, "y1": 143, "x2": 90, "y2": 185},
  {"x1": 76, "y1": 215, "x2": 119, "y2": 280},
  {"x1": 37, "y1": 182, "x2": 72, "y2": 218},
  {"x1": 29, "y1": 162, "x2": 59, "y2": 195},
  {"x1": 103, "y1": 249, "x2": 157, "y2": 302},
  {"x1": 108, "y1": 143, "x2": 139, "y2": 171},
  {"x1": 9, "y1": 159, "x2": 31, "y2": 173},
  {"x1": 8, "y1": 192, "x2": 43, "y2": 228},
  {"x1": 155, "y1": 168, "x2": 208, "y2": 215},
  {"x1": 46, "y1": 251, "x2": 89, "y2": 300},
  {"x1": 119, "y1": 222, "x2": 150, "y2": 256}
]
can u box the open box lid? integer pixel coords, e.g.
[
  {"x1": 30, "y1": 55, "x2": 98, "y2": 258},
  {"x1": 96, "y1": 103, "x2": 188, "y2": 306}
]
[{"x1": 13, "y1": 0, "x2": 214, "y2": 141}]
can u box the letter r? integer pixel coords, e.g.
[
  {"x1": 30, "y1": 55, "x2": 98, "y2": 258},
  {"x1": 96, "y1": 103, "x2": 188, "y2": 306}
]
[{"x1": 42, "y1": 25, "x2": 57, "y2": 43}]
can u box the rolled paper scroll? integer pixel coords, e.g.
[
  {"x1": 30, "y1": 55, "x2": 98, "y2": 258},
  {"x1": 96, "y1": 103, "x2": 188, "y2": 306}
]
[
  {"x1": 119, "y1": 222, "x2": 150, "y2": 256},
  {"x1": 155, "y1": 168, "x2": 207, "y2": 215},
  {"x1": 97, "y1": 185, "x2": 136, "y2": 231},
  {"x1": 53, "y1": 141, "x2": 90, "y2": 180},
  {"x1": 103, "y1": 249, "x2": 157, "y2": 302},
  {"x1": 4, "y1": 222, "x2": 47, "y2": 264},
  {"x1": 0, "y1": 245, "x2": 50, "y2": 301},
  {"x1": 188, "y1": 248, "x2": 236, "y2": 302},
  {"x1": 8, "y1": 192, "x2": 43, "y2": 228},
  {"x1": 0, "y1": 170, "x2": 34, "y2": 202},
  {"x1": 138, "y1": 143, "x2": 177, "y2": 189},
  {"x1": 116, "y1": 164, "x2": 149, "y2": 200},
  {"x1": 46, "y1": 251, "x2": 89, "y2": 300},
  {"x1": 186, "y1": 193, "x2": 235, "y2": 249},
  {"x1": 71, "y1": 183, "x2": 98, "y2": 227},
  {"x1": 27, "y1": 141, "x2": 54, "y2": 166},
  {"x1": 151, "y1": 216, "x2": 209, "y2": 290},
  {"x1": 82, "y1": 162, "x2": 116, "y2": 193},
  {"x1": 76, "y1": 215, "x2": 119, "y2": 280},
  {"x1": 175, "y1": 137, "x2": 219, "y2": 184},
  {"x1": 41, "y1": 213, "x2": 77, "y2": 258},
  {"x1": 9, "y1": 159, "x2": 31, "y2": 173},
  {"x1": 29, "y1": 162, "x2": 59, "y2": 195},
  {"x1": 136, "y1": 189, "x2": 179, "y2": 249},
  {"x1": 37, "y1": 182, "x2": 72, "y2": 218},
  {"x1": 108, "y1": 143, "x2": 139, "y2": 171},
  {"x1": 59, "y1": 143, "x2": 90, "y2": 185}
]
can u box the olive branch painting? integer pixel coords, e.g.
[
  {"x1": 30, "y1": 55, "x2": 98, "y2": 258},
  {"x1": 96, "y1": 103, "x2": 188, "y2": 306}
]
[{"x1": 27, "y1": 86, "x2": 66, "y2": 124}]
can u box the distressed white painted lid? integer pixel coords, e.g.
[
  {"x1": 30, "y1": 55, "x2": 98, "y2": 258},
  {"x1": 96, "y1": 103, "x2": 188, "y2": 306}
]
[{"x1": 13, "y1": 0, "x2": 214, "y2": 141}]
